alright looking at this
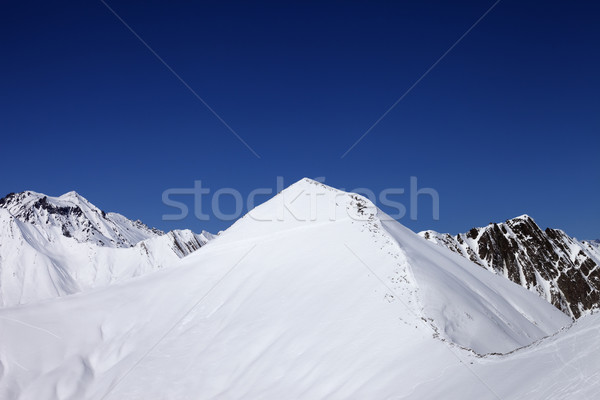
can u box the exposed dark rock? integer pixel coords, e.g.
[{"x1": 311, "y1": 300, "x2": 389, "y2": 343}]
[
  {"x1": 421, "y1": 216, "x2": 600, "y2": 319},
  {"x1": 467, "y1": 228, "x2": 478, "y2": 239}
]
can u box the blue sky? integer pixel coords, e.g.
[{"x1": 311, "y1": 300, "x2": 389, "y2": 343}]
[{"x1": 1, "y1": 1, "x2": 598, "y2": 238}]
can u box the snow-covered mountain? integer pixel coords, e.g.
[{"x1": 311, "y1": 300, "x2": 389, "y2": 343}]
[
  {"x1": 0, "y1": 191, "x2": 162, "y2": 248},
  {"x1": 0, "y1": 191, "x2": 213, "y2": 307},
  {"x1": 420, "y1": 215, "x2": 600, "y2": 319},
  {"x1": 0, "y1": 179, "x2": 573, "y2": 399}
]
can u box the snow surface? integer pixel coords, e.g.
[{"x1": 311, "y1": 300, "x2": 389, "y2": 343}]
[
  {"x1": 0, "y1": 190, "x2": 161, "y2": 248},
  {"x1": 582, "y1": 239, "x2": 600, "y2": 265},
  {"x1": 0, "y1": 179, "x2": 584, "y2": 399},
  {"x1": 0, "y1": 192, "x2": 213, "y2": 307}
]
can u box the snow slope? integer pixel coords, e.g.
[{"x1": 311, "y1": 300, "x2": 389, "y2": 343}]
[
  {"x1": 420, "y1": 216, "x2": 600, "y2": 318},
  {"x1": 582, "y1": 239, "x2": 600, "y2": 262},
  {"x1": 0, "y1": 191, "x2": 213, "y2": 307},
  {"x1": 408, "y1": 311, "x2": 600, "y2": 399},
  {"x1": 0, "y1": 179, "x2": 572, "y2": 399}
]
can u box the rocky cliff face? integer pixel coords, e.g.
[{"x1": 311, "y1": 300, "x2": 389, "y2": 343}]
[{"x1": 420, "y1": 215, "x2": 600, "y2": 318}]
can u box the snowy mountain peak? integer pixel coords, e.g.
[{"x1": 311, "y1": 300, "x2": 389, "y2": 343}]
[
  {"x1": 0, "y1": 190, "x2": 214, "y2": 307},
  {"x1": 58, "y1": 190, "x2": 80, "y2": 198},
  {"x1": 0, "y1": 190, "x2": 163, "y2": 248},
  {"x1": 281, "y1": 177, "x2": 346, "y2": 203},
  {"x1": 220, "y1": 181, "x2": 570, "y2": 354},
  {"x1": 510, "y1": 213, "x2": 534, "y2": 221},
  {"x1": 505, "y1": 214, "x2": 535, "y2": 227},
  {"x1": 420, "y1": 216, "x2": 600, "y2": 318},
  {"x1": 237, "y1": 177, "x2": 374, "y2": 229},
  {"x1": 56, "y1": 190, "x2": 93, "y2": 205},
  {"x1": 283, "y1": 177, "x2": 346, "y2": 197}
]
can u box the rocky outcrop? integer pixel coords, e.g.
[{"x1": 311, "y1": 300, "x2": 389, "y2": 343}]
[{"x1": 421, "y1": 216, "x2": 600, "y2": 318}]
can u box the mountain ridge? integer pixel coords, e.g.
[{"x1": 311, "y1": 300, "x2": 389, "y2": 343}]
[
  {"x1": 420, "y1": 215, "x2": 600, "y2": 318},
  {"x1": 0, "y1": 178, "x2": 576, "y2": 399},
  {"x1": 0, "y1": 190, "x2": 213, "y2": 307},
  {"x1": 0, "y1": 190, "x2": 162, "y2": 248}
]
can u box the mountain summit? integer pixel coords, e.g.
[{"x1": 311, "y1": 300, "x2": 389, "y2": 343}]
[
  {"x1": 0, "y1": 190, "x2": 162, "y2": 247},
  {"x1": 0, "y1": 190, "x2": 212, "y2": 306},
  {"x1": 420, "y1": 216, "x2": 600, "y2": 318},
  {"x1": 0, "y1": 179, "x2": 578, "y2": 399}
]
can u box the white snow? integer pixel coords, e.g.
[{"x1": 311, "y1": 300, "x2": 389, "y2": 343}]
[
  {"x1": 0, "y1": 190, "x2": 161, "y2": 248},
  {"x1": 0, "y1": 179, "x2": 583, "y2": 399},
  {"x1": 0, "y1": 192, "x2": 212, "y2": 307}
]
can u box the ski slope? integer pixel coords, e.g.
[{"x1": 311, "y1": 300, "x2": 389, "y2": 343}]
[
  {"x1": 0, "y1": 179, "x2": 581, "y2": 399},
  {"x1": 408, "y1": 311, "x2": 600, "y2": 399}
]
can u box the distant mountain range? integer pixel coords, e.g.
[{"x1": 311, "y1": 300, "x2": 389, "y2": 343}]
[
  {"x1": 0, "y1": 190, "x2": 213, "y2": 307},
  {"x1": 420, "y1": 215, "x2": 600, "y2": 318}
]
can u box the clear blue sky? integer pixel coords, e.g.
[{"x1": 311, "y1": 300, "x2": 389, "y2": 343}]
[{"x1": 1, "y1": 1, "x2": 598, "y2": 238}]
